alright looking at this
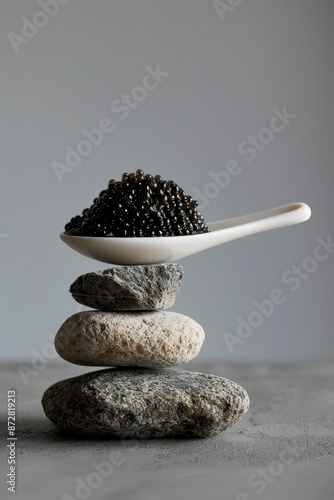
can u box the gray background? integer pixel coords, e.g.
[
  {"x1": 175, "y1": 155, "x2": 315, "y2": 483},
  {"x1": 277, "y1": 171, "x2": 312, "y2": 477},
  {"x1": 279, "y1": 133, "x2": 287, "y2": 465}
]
[{"x1": 0, "y1": 0, "x2": 333, "y2": 363}]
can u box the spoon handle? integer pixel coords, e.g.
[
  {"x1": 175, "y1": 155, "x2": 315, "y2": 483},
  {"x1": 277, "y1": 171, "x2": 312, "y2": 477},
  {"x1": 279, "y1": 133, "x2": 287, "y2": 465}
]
[{"x1": 208, "y1": 202, "x2": 311, "y2": 241}]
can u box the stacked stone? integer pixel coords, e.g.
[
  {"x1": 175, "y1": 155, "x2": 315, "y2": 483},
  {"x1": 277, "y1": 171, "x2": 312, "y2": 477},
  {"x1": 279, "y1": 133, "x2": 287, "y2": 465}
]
[{"x1": 42, "y1": 264, "x2": 249, "y2": 438}]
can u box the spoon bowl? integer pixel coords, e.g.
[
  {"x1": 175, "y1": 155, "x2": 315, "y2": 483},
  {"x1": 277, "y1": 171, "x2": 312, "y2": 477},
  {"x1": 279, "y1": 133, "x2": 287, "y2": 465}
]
[{"x1": 60, "y1": 202, "x2": 311, "y2": 265}]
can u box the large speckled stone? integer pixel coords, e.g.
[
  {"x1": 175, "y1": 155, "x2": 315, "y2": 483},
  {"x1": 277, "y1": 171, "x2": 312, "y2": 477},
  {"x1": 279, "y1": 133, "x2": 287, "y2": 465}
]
[
  {"x1": 55, "y1": 311, "x2": 205, "y2": 368},
  {"x1": 70, "y1": 264, "x2": 183, "y2": 311},
  {"x1": 42, "y1": 368, "x2": 250, "y2": 438}
]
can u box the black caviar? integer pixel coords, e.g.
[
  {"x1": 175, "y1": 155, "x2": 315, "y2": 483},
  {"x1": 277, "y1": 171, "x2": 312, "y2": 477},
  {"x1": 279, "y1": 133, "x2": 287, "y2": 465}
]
[{"x1": 64, "y1": 170, "x2": 210, "y2": 237}]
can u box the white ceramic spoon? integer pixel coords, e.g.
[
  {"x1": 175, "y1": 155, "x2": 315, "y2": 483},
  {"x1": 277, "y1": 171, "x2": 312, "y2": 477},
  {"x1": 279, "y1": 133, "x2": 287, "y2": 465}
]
[{"x1": 60, "y1": 202, "x2": 311, "y2": 266}]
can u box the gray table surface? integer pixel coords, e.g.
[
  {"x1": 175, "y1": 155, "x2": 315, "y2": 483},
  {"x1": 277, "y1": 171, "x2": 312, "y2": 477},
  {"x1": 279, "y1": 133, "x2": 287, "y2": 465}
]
[{"x1": 1, "y1": 361, "x2": 333, "y2": 500}]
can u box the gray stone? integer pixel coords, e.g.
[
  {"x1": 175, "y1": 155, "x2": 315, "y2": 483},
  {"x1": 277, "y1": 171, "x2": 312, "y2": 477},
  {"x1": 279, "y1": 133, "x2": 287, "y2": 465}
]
[
  {"x1": 55, "y1": 310, "x2": 204, "y2": 368},
  {"x1": 70, "y1": 264, "x2": 183, "y2": 311},
  {"x1": 42, "y1": 368, "x2": 249, "y2": 438}
]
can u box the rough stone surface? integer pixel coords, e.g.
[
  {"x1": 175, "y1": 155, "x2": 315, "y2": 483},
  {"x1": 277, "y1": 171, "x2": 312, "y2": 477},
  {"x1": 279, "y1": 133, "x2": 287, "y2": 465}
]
[
  {"x1": 42, "y1": 368, "x2": 250, "y2": 438},
  {"x1": 55, "y1": 310, "x2": 205, "y2": 368},
  {"x1": 70, "y1": 264, "x2": 183, "y2": 311}
]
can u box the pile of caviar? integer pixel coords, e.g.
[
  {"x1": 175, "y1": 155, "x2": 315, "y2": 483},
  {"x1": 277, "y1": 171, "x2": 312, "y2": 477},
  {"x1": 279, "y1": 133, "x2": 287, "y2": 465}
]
[{"x1": 64, "y1": 170, "x2": 210, "y2": 237}]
